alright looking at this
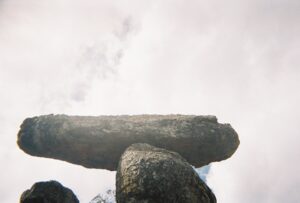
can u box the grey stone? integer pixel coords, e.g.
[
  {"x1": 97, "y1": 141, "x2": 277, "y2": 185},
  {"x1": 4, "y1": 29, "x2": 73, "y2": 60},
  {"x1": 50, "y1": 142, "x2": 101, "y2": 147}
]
[
  {"x1": 89, "y1": 190, "x2": 116, "y2": 203},
  {"x1": 116, "y1": 143, "x2": 217, "y2": 203},
  {"x1": 20, "y1": 180, "x2": 79, "y2": 203},
  {"x1": 17, "y1": 114, "x2": 239, "y2": 170}
]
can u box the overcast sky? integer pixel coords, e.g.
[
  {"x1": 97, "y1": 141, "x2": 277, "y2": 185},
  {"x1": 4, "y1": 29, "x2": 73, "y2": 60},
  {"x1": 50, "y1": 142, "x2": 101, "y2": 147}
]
[{"x1": 0, "y1": 0, "x2": 299, "y2": 202}]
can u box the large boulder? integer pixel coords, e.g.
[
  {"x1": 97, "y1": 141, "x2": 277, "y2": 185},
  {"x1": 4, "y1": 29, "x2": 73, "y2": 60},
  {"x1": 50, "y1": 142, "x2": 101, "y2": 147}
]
[
  {"x1": 17, "y1": 114, "x2": 239, "y2": 170},
  {"x1": 20, "y1": 180, "x2": 79, "y2": 203},
  {"x1": 116, "y1": 143, "x2": 216, "y2": 203}
]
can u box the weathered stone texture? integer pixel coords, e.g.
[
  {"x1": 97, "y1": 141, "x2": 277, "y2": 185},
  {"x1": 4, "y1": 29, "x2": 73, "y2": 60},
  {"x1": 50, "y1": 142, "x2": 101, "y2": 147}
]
[
  {"x1": 116, "y1": 143, "x2": 217, "y2": 203},
  {"x1": 20, "y1": 180, "x2": 79, "y2": 203},
  {"x1": 17, "y1": 114, "x2": 239, "y2": 170}
]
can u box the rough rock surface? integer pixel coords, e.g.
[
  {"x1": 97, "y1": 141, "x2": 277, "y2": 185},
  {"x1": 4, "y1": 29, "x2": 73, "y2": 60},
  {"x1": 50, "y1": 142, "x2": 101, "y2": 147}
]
[
  {"x1": 116, "y1": 143, "x2": 216, "y2": 203},
  {"x1": 17, "y1": 114, "x2": 239, "y2": 170},
  {"x1": 20, "y1": 180, "x2": 79, "y2": 203}
]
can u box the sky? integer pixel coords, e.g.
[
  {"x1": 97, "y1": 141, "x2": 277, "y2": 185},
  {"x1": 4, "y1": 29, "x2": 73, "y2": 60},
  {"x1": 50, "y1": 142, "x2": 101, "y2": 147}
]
[{"x1": 0, "y1": 0, "x2": 300, "y2": 202}]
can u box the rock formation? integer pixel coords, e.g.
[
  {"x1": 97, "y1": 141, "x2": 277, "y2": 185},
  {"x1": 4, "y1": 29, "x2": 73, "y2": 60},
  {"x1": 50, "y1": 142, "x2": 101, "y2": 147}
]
[
  {"x1": 20, "y1": 180, "x2": 79, "y2": 203},
  {"x1": 17, "y1": 114, "x2": 240, "y2": 202},
  {"x1": 17, "y1": 114, "x2": 239, "y2": 170},
  {"x1": 116, "y1": 143, "x2": 216, "y2": 203}
]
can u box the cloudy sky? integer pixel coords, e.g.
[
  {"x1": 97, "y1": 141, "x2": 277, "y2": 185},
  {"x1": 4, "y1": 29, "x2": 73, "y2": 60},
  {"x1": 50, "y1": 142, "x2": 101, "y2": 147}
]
[{"x1": 0, "y1": 0, "x2": 299, "y2": 202}]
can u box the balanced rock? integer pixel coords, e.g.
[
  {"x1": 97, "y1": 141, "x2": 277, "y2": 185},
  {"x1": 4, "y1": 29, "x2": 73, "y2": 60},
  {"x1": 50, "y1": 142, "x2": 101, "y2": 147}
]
[
  {"x1": 17, "y1": 114, "x2": 239, "y2": 170},
  {"x1": 116, "y1": 143, "x2": 216, "y2": 203},
  {"x1": 20, "y1": 180, "x2": 79, "y2": 203}
]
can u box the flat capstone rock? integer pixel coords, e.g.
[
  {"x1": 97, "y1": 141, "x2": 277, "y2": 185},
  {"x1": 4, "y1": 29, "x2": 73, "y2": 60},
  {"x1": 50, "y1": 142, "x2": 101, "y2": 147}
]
[{"x1": 17, "y1": 114, "x2": 239, "y2": 170}]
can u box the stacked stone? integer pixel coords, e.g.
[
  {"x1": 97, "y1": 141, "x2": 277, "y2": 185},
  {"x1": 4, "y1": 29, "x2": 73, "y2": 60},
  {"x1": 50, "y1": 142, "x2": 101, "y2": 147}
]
[{"x1": 18, "y1": 114, "x2": 240, "y2": 203}]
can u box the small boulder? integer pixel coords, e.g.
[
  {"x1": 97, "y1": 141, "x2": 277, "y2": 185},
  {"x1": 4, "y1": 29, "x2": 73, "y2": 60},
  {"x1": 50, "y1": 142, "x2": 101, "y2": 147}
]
[{"x1": 20, "y1": 180, "x2": 79, "y2": 203}]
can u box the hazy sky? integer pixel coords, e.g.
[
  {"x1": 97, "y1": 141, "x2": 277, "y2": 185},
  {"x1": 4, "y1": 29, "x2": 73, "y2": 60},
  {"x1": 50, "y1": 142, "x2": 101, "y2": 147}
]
[{"x1": 0, "y1": 0, "x2": 299, "y2": 202}]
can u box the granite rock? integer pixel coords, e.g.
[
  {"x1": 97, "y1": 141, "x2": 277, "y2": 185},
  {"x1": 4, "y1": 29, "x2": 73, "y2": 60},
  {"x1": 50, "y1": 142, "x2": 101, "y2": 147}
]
[
  {"x1": 17, "y1": 114, "x2": 239, "y2": 170},
  {"x1": 116, "y1": 143, "x2": 216, "y2": 203}
]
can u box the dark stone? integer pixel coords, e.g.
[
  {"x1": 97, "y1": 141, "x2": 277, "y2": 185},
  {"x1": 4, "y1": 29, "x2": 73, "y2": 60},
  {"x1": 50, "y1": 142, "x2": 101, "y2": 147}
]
[
  {"x1": 20, "y1": 180, "x2": 79, "y2": 203},
  {"x1": 116, "y1": 143, "x2": 217, "y2": 203},
  {"x1": 17, "y1": 114, "x2": 239, "y2": 170}
]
